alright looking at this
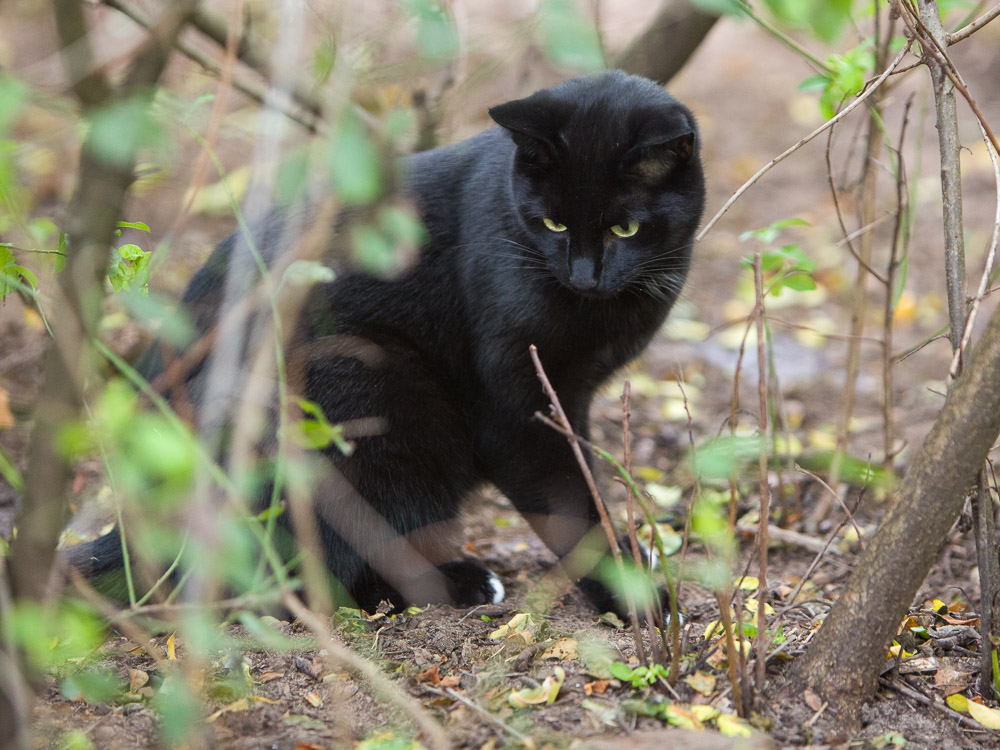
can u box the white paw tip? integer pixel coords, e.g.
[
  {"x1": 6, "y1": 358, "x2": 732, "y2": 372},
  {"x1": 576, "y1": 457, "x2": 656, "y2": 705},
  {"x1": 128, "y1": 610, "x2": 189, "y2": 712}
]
[{"x1": 486, "y1": 572, "x2": 506, "y2": 604}]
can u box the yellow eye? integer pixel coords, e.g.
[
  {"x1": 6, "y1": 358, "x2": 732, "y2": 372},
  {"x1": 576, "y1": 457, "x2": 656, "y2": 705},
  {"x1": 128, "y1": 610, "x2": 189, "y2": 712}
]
[
  {"x1": 542, "y1": 217, "x2": 568, "y2": 233},
  {"x1": 610, "y1": 220, "x2": 640, "y2": 238}
]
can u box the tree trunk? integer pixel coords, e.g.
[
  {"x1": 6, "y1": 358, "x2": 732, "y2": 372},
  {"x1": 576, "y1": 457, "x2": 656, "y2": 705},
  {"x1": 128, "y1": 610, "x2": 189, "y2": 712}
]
[
  {"x1": 788, "y1": 299, "x2": 1000, "y2": 724},
  {"x1": 615, "y1": 0, "x2": 719, "y2": 85}
]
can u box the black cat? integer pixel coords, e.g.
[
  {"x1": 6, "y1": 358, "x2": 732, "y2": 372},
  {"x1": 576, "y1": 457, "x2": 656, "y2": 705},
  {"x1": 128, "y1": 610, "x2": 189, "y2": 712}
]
[{"x1": 69, "y1": 70, "x2": 705, "y2": 615}]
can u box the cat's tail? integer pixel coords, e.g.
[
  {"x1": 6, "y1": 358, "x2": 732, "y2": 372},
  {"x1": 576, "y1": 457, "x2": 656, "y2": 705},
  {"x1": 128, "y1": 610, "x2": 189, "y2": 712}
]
[{"x1": 63, "y1": 529, "x2": 133, "y2": 602}]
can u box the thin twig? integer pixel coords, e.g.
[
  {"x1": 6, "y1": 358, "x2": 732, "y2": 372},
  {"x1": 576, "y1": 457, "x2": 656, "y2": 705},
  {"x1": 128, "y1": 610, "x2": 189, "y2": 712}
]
[
  {"x1": 947, "y1": 2, "x2": 1000, "y2": 44},
  {"x1": 528, "y1": 346, "x2": 629, "y2": 600},
  {"x1": 752, "y1": 253, "x2": 771, "y2": 705},
  {"x1": 621, "y1": 381, "x2": 652, "y2": 666}
]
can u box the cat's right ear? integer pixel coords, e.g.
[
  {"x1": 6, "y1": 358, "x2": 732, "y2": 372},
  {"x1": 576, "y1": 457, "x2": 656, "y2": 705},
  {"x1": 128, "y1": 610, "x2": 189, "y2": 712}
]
[{"x1": 489, "y1": 95, "x2": 565, "y2": 167}]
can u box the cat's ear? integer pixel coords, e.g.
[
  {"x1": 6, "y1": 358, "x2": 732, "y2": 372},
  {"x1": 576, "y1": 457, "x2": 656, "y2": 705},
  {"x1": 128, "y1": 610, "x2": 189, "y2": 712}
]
[
  {"x1": 489, "y1": 94, "x2": 567, "y2": 167},
  {"x1": 625, "y1": 124, "x2": 697, "y2": 185}
]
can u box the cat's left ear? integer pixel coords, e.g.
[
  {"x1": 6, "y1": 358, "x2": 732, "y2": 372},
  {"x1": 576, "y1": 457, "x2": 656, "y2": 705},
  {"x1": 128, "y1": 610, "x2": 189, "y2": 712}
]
[
  {"x1": 489, "y1": 94, "x2": 567, "y2": 166},
  {"x1": 625, "y1": 121, "x2": 698, "y2": 185}
]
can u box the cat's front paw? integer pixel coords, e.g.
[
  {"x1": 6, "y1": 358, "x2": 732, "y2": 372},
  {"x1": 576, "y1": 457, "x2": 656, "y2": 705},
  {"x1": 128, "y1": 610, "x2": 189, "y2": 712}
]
[
  {"x1": 438, "y1": 560, "x2": 506, "y2": 607},
  {"x1": 576, "y1": 574, "x2": 675, "y2": 623}
]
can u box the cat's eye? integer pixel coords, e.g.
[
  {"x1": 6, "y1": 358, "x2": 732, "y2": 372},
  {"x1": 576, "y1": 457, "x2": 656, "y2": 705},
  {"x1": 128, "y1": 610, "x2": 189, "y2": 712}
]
[
  {"x1": 542, "y1": 217, "x2": 568, "y2": 233},
  {"x1": 610, "y1": 220, "x2": 640, "y2": 238}
]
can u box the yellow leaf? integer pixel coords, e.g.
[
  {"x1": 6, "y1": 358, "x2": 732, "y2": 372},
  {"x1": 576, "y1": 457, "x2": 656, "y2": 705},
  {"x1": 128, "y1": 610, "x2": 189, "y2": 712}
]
[
  {"x1": 251, "y1": 695, "x2": 280, "y2": 704},
  {"x1": 664, "y1": 703, "x2": 701, "y2": 730},
  {"x1": 489, "y1": 613, "x2": 532, "y2": 641},
  {"x1": 743, "y1": 597, "x2": 775, "y2": 616},
  {"x1": 635, "y1": 466, "x2": 665, "y2": 482},
  {"x1": 967, "y1": 700, "x2": 1000, "y2": 729},
  {"x1": 206, "y1": 697, "x2": 249, "y2": 722},
  {"x1": 541, "y1": 638, "x2": 577, "y2": 661},
  {"x1": 304, "y1": 691, "x2": 323, "y2": 708},
  {"x1": 0, "y1": 387, "x2": 13, "y2": 429},
  {"x1": 683, "y1": 670, "x2": 716, "y2": 696},
  {"x1": 738, "y1": 577, "x2": 760, "y2": 591},
  {"x1": 166, "y1": 633, "x2": 177, "y2": 660},
  {"x1": 947, "y1": 694, "x2": 969, "y2": 712},
  {"x1": 691, "y1": 704, "x2": 719, "y2": 722},
  {"x1": 717, "y1": 712, "x2": 753, "y2": 737},
  {"x1": 508, "y1": 667, "x2": 564, "y2": 708},
  {"x1": 128, "y1": 668, "x2": 149, "y2": 693}
]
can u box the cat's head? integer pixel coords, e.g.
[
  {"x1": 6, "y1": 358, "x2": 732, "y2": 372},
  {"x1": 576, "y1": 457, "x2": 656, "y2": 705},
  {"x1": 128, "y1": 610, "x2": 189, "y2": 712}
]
[{"x1": 489, "y1": 71, "x2": 705, "y2": 300}]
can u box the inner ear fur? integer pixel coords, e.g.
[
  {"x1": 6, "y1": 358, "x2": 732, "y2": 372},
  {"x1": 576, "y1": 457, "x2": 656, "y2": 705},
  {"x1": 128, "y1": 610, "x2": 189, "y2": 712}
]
[{"x1": 625, "y1": 131, "x2": 695, "y2": 185}]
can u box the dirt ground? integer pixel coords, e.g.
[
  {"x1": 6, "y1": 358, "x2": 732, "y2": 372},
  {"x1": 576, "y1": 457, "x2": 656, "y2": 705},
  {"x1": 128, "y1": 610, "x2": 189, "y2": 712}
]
[{"x1": 3, "y1": 1, "x2": 1000, "y2": 748}]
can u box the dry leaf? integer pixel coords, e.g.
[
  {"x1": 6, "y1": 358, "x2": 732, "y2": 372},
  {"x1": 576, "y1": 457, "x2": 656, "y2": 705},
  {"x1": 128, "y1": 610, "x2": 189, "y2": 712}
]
[
  {"x1": 0, "y1": 387, "x2": 15, "y2": 428},
  {"x1": 803, "y1": 688, "x2": 824, "y2": 712},
  {"x1": 933, "y1": 667, "x2": 972, "y2": 696},
  {"x1": 968, "y1": 699, "x2": 1000, "y2": 729},
  {"x1": 439, "y1": 674, "x2": 461, "y2": 688},
  {"x1": 258, "y1": 671, "x2": 283, "y2": 683},
  {"x1": 508, "y1": 666, "x2": 565, "y2": 708},
  {"x1": 415, "y1": 665, "x2": 441, "y2": 684},
  {"x1": 128, "y1": 669, "x2": 149, "y2": 693},
  {"x1": 683, "y1": 670, "x2": 716, "y2": 696},
  {"x1": 166, "y1": 633, "x2": 177, "y2": 660},
  {"x1": 717, "y1": 712, "x2": 754, "y2": 737},
  {"x1": 304, "y1": 691, "x2": 323, "y2": 708},
  {"x1": 541, "y1": 638, "x2": 578, "y2": 661},
  {"x1": 584, "y1": 679, "x2": 609, "y2": 696}
]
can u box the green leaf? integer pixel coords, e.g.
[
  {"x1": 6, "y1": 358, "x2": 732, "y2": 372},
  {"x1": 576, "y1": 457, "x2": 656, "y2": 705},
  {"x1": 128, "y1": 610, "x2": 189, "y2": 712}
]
[
  {"x1": 0, "y1": 73, "x2": 28, "y2": 136},
  {"x1": 780, "y1": 272, "x2": 817, "y2": 292},
  {"x1": 398, "y1": 0, "x2": 459, "y2": 60},
  {"x1": 109, "y1": 243, "x2": 151, "y2": 294},
  {"x1": 116, "y1": 220, "x2": 151, "y2": 232},
  {"x1": 87, "y1": 95, "x2": 165, "y2": 167},
  {"x1": 537, "y1": 0, "x2": 605, "y2": 71},
  {"x1": 609, "y1": 661, "x2": 634, "y2": 681},
  {"x1": 61, "y1": 670, "x2": 122, "y2": 703},
  {"x1": 153, "y1": 672, "x2": 202, "y2": 747},
  {"x1": 326, "y1": 112, "x2": 383, "y2": 205}
]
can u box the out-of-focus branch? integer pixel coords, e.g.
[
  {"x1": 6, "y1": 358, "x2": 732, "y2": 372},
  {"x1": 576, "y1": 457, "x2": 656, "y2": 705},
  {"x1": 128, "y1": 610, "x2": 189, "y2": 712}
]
[
  {"x1": 5, "y1": 3, "x2": 197, "y2": 747},
  {"x1": 615, "y1": 0, "x2": 719, "y2": 84}
]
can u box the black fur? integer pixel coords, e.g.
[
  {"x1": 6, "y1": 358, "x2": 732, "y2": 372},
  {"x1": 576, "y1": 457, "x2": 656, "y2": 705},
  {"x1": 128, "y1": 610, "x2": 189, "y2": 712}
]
[{"x1": 68, "y1": 71, "x2": 705, "y2": 614}]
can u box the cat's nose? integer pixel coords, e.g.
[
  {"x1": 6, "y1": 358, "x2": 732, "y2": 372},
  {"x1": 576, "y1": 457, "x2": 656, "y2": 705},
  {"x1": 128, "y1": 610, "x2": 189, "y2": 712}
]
[{"x1": 568, "y1": 256, "x2": 599, "y2": 291}]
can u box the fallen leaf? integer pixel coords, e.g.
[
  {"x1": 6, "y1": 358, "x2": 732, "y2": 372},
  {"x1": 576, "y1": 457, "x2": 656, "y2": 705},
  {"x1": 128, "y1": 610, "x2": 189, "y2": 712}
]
[
  {"x1": 294, "y1": 744, "x2": 326, "y2": 750},
  {"x1": 304, "y1": 691, "x2": 323, "y2": 708},
  {"x1": 947, "y1": 694, "x2": 969, "y2": 712},
  {"x1": 0, "y1": 388, "x2": 15, "y2": 428},
  {"x1": 933, "y1": 667, "x2": 973, "y2": 696},
  {"x1": 258, "y1": 671, "x2": 283, "y2": 683},
  {"x1": 166, "y1": 633, "x2": 177, "y2": 660},
  {"x1": 206, "y1": 697, "x2": 249, "y2": 722},
  {"x1": 584, "y1": 679, "x2": 609, "y2": 696},
  {"x1": 489, "y1": 612, "x2": 533, "y2": 641},
  {"x1": 541, "y1": 638, "x2": 578, "y2": 661},
  {"x1": 439, "y1": 674, "x2": 461, "y2": 688},
  {"x1": 683, "y1": 670, "x2": 716, "y2": 696},
  {"x1": 664, "y1": 703, "x2": 702, "y2": 730},
  {"x1": 803, "y1": 688, "x2": 824, "y2": 712},
  {"x1": 717, "y1": 712, "x2": 754, "y2": 737},
  {"x1": 128, "y1": 668, "x2": 149, "y2": 693},
  {"x1": 415, "y1": 665, "x2": 441, "y2": 684},
  {"x1": 508, "y1": 666, "x2": 565, "y2": 708},
  {"x1": 968, "y1": 699, "x2": 1000, "y2": 729}
]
